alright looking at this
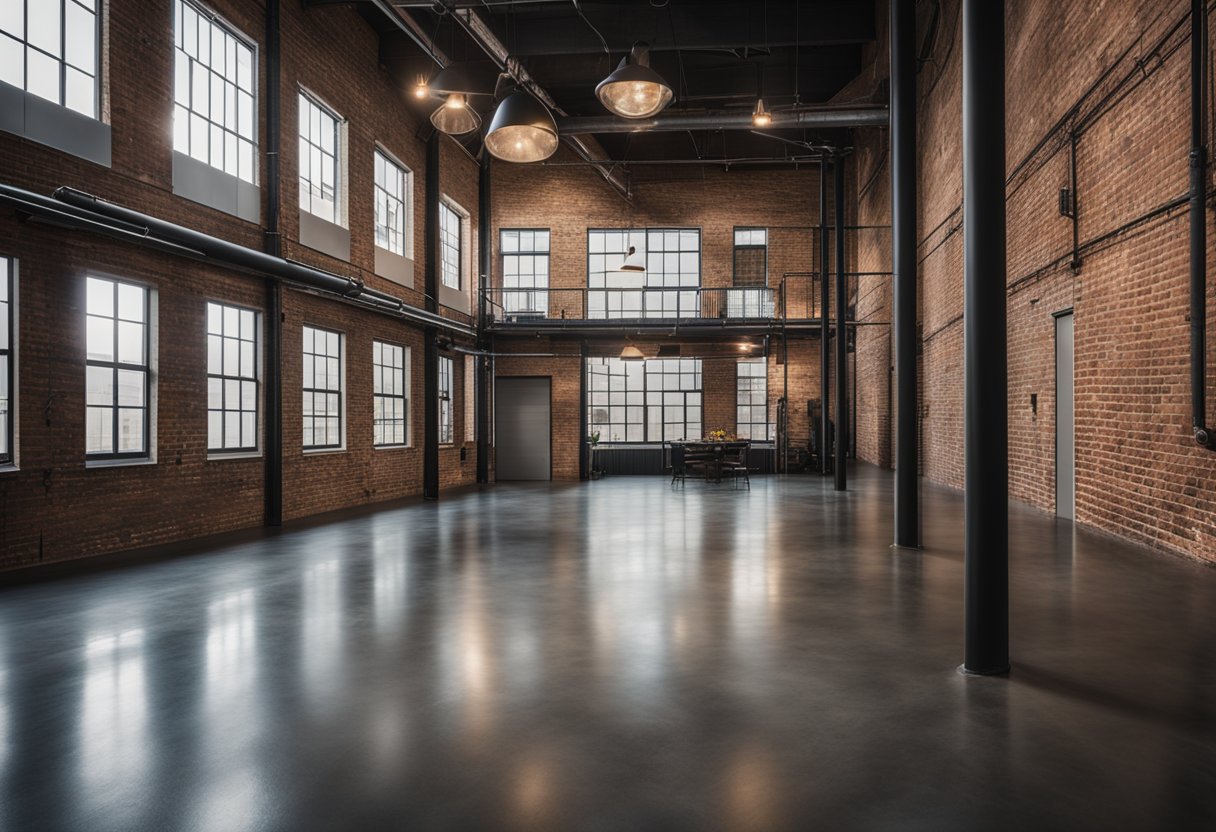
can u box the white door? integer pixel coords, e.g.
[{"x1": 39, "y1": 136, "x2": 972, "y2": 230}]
[{"x1": 1055, "y1": 312, "x2": 1075, "y2": 519}]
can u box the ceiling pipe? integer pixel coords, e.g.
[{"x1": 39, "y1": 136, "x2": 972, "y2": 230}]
[
  {"x1": 555, "y1": 107, "x2": 889, "y2": 134},
  {"x1": 369, "y1": 0, "x2": 448, "y2": 67},
  {"x1": 451, "y1": 8, "x2": 632, "y2": 200}
]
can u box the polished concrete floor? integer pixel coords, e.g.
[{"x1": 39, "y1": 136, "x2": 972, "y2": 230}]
[{"x1": 1, "y1": 464, "x2": 1215, "y2": 831}]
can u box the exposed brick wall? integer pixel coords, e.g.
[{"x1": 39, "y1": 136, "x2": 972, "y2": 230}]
[
  {"x1": 0, "y1": 0, "x2": 479, "y2": 568},
  {"x1": 851, "y1": 0, "x2": 1216, "y2": 562}
]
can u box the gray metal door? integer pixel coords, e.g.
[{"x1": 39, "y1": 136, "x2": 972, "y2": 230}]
[
  {"x1": 494, "y1": 377, "x2": 551, "y2": 481},
  {"x1": 1055, "y1": 312, "x2": 1075, "y2": 519}
]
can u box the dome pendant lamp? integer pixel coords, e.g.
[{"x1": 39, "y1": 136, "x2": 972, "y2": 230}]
[
  {"x1": 431, "y1": 93, "x2": 481, "y2": 135},
  {"x1": 485, "y1": 89, "x2": 559, "y2": 163},
  {"x1": 596, "y1": 42, "x2": 673, "y2": 119}
]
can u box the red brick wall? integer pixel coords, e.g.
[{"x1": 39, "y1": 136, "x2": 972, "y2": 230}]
[
  {"x1": 852, "y1": 0, "x2": 1216, "y2": 562},
  {"x1": 0, "y1": 0, "x2": 479, "y2": 567}
]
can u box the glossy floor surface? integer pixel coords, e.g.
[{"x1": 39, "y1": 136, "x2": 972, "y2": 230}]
[{"x1": 2, "y1": 464, "x2": 1215, "y2": 831}]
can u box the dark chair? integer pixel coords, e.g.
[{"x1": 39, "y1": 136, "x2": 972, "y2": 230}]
[
  {"x1": 670, "y1": 442, "x2": 687, "y2": 487},
  {"x1": 722, "y1": 442, "x2": 751, "y2": 490}
]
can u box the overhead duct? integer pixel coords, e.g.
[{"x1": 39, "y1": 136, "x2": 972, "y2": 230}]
[{"x1": 555, "y1": 107, "x2": 889, "y2": 135}]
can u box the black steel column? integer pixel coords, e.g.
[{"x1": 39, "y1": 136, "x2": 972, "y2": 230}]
[
  {"x1": 833, "y1": 158, "x2": 847, "y2": 491},
  {"x1": 579, "y1": 342, "x2": 589, "y2": 481},
  {"x1": 423, "y1": 131, "x2": 440, "y2": 501},
  {"x1": 819, "y1": 158, "x2": 831, "y2": 474},
  {"x1": 892, "y1": 0, "x2": 920, "y2": 547},
  {"x1": 263, "y1": 0, "x2": 283, "y2": 527},
  {"x1": 1191, "y1": 0, "x2": 1213, "y2": 448},
  {"x1": 476, "y1": 154, "x2": 491, "y2": 483},
  {"x1": 962, "y1": 0, "x2": 1009, "y2": 675}
]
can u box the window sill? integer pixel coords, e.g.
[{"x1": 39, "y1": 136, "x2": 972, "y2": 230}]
[
  {"x1": 374, "y1": 246, "x2": 414, "y2": 288},
  {"x1": 86, "y1": 457, "x2": 155, "y2": 470},
  {"x1": 303, "y1": 446, "x2": 346, "y2": 455},
  {"x1": 373, "y1": 443, "x2": 411, "y2": 451},
  {"x1": 0, "y1": 463, "x2": 18, "y2": 474},
  {"x1": 208, "y1": 450, "x2": 263, "y2": 461},
  {"x1": 172, "y1": 151, "x2": 261, "y2": 223},
  {"x1": 0, "y1": 81, "x2": 111, "y2": 167},
  {"x1": 299, "y1": 212, "x2": 351, "y2": 261}
]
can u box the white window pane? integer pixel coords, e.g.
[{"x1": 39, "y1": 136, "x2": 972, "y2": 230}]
[
  {"x1": 240, "y1": 309, "x2": 255, "y2": 340},
  {"x1": 0, "y1": 3, "x2": 23, "y2": 39},
  {"x1": 28, "y1": 0, "x2": 61, "y2": 57},
  {"x1": 87, "y1": 406, "x2": 113, "y2": 453},
  {"x1": 87, "y1": 277, "x2": 112, "y2": 316},
  {"x1": 173, "y1": 104, "x2": 190, "y2": 153},
  {"x1": 86, "y1": 317, "x2": 113, "y2": 361},
  {"x1": 86, "y1": 366, "x2": 113, "y2": 406},
  {"x1": 208, "y1": 411, "x2": 222, "y2": 449},
  {"x1": 117, "y1": 408, "x2": 144, "y2": 452},
  {"x1": 65, "y1": 3, "x2": 95, "y2": 72},
  {"x1": 224, "y1": 411, "x2": 239, "y2": 447},
  {"x1": 117, "y1": 321, "x2": 144, "y2": 365},
  {"x1": 208, "y1": 376, "x2": 222, "y2": 409},
  {"x1": 26, "y1": 48, "x2": 60, "y2": 104},
  {"x1": 117, "y1": 369, "x2": 144, "y2": 407},
  {"x1": 118, "y1": 283, "x2": 144, "y2": 321},
  {"x1": 0, "y1": 34, "x2": 23, "y2": 89}
]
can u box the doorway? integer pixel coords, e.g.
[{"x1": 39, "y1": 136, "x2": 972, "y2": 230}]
[
  {"x1": 494, "y1": 377, "x2": 551, "y2": 481},
  {"x1": 1055, "y1": 311, "x2": 1075, "y2": 519}
]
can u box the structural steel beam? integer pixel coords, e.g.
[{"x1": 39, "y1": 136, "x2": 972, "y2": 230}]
[
  {"x1": 423, "y1": 131, "x2": 441, "y2": 501},
  {"x1": 833, "y1": 158, "x2": 848, "y2": 491}
]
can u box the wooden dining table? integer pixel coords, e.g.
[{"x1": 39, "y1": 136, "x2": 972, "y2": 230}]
[{"x1": 676, "y1": 440, "x2": 750, "y2": 483}]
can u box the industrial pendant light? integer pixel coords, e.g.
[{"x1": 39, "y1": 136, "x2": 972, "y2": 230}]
[
  {"x1": 485, "y1": 89, "x2": 559, "y2": 163},
  {"x1": 619, "y1": 344, "x2": 645, "y2": 361},
  {"x1": 595, "y1": 42, "x2": 673, "y2": 119},
  {"x1": 752, "y1": 98, "x2": 772, "y2": 128},
  {"x1": 431, "y1": 93, "x2": 481, "y2": 135},
  {"x1": 620, "y1": 245, "x2": 645, "y2": 273}
]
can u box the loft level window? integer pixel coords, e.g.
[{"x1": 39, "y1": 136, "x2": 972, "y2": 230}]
[
  {"x1": 374, "y1": 149, "x2": 410, "y2": 257},
  {"x1": 439, "y1": 201, "x2": 463, "y2": 291},
  {"x1": 85, "y1": 277, "x2": 150, "y2": 460},
  {"x1": 736, "y1": 358, "x2": 770, "y2": 440},
  {"x1": 206, "y1": 302, "x2": 258, "y2": 453},
  {"x1": 173, "y1": 0, "x2": 257, "y2": 184},
  {"x1": 302, "y1": 325, "x2": 342, "y2": 450},
  {"x1": 438, "y1": 354, "x2": 453, "y2": 444},
  {"x1": 299, "y1": 92, "x2": 341, "y2": 224},
  {"x1": 0, "y1": 0, "x2": 100, "y2": 117},
  {"x1": 733, "y1": 228, "x2": 767, "y2": 286},
  {"x1": 373, "y1": 340, "x2": 408, "y2": 447},
  {"x1": 587, "y1": 228, "x2": 700, "y2": 319},
  {"x1": 0, "y1": 257, "x2": 12, "y2": 466},
  {"x1": 586, "y1": 357, "x2": 702, "y2": 443},
  {"x1": 500, "y1": 229, "x2": 550, "y2": 316}
]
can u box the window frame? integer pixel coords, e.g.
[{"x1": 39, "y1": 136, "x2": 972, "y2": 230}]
[
  {"x1": 0, "y1": 257, "x2": 14, "y2": 467},
  {"x1": 372, "y1": 339, "x2": 409, "y2": 448},
  {"x1": 297, "y1": 90, "x2": 344, "y2": 225},
  {"x1": 499, "y1": 228, "x2": 550, "y2": 316},
  {"x1": 586, "y1": 227, "x2": 702, "y2": 319},
  {"x1": 586, "y1": 357, "x2": 702, "y2": 444},
  {"x1": 0, "y1": 0, "x2": 103, "y2": 119},
  {"x1": 439, "y1": 198, "x2": 464, "y2": 291},
  {"x1": 373, "y1": 146, "x2": 412, "y2": 259},
  {"x1": 736, "y1": 357, "x2": 770, "y2": 441},
  {"x1": 85, "y1": 275, "x2": 152, "y2": 462},
  {"x1": 206, "y1": 300, "x2": 260, "y2": 455},
  {"x1": 732, "y1": 227, "x2": 768, "y2": 287},
  {"x1": 302, "y1": 324, "x2": 343, "y2": 451},
  {"x1": 172, "y1": 0, "x2": 259, "y2": 185},
  {"x1": 438, "y1": 354, "x2": 453, "y2": 445}
]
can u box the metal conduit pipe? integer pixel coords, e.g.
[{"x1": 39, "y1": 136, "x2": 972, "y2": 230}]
[
  {"x1": 1191, "y1": 0, "x2": 1215, "y2": 449},
  {"x1": 28, "y1": 184, "x2": 475, "y2": 339},
  {"x1": 555, "y1": 107, "x2": 889, "y2": 135}
]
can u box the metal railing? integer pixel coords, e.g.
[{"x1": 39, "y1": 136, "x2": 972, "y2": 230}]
[{"x1": 483, "y1": 283, "x2": 822, "y2": 324}]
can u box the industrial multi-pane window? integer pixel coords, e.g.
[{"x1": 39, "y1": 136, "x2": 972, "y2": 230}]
[
  {"x1": 733, "y1": 228, "x2": 767, "y2": 286},
  {"x1": 298, "y1": 93, "x2": 341, "y2": 224},
  {"x1": 302, "y1": 325, "x2": 342, "y2": 449},
  {"x1": 373, "y1": 341, "x2": 407, "y2": 447},
  {"x1": 586, "y1": 357, "x2": 702, "y2": 443},
  {"x1": 0, "y1": 258, "x2": 12, "y2": 465},
  {"x1": 206, "y1": 302, "x2": 258, "y2": 452},
  {"x1": 439, "y1": 201, "x2": 462, "y2": 290},
  {"x1": 500, "y1": 229, "x2": 550, "y2": 315},
  {"x1": 438, "y1": 355, "x2": 453, "y2": 444},
  {"x1": 173, "y1": 0, "x2": 257, "y2": 184},
  {"x1": 587, "y1": 228, "x2": 700, "y2": 319},
  {"x1": 374, "y1": 150, "x2": 409, "y2": 256},
  {"x1": 85, "y1": 277, "x2": 150, "y2": 459},
  {"x1": 0, "y1": 0, "x2": 99, "y2": 118},
  {"x1": 736, "y1": 358, "x2": 769, "y2": 440}
]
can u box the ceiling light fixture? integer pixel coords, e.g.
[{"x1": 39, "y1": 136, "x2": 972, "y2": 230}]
[
  {"x1": 752, "y1": 99, "x2": 772, "y2": 128},
  {"x1": 596, "y1": 42, "x2": 673, "y2": 119},
  {"x1": 413, "y1": 77, "x2": 429, "y2": 99},
  {"x1": 485, "y1": 89, "x2": 559, "y2": 163},
  {"x1": 430, "y1": 93, "x2": 481, "y2": 135},
  {"x1": 620, "y1": 245, "x2": 645, "y2": 273},
  {"x1": 619, "y1": 344, "x2": 645, "y2": 361}
]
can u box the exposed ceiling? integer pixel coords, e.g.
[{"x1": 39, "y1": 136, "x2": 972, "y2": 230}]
[{"x1": 353, "y1": 0, "x2": 881, "y2": 168}]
